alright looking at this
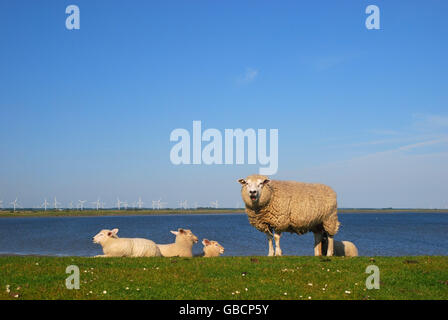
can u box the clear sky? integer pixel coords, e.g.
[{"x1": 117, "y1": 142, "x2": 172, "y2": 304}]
[{"x1": 1, "y1": 0, "x2": 447, "y2": 209}]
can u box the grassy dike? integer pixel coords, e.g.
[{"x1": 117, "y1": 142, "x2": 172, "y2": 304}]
[{"x1": 1, "y1": 256, "x2": 447, "y2": 300}]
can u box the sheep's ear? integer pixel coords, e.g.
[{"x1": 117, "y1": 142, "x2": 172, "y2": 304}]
[
  {"x1": 262, "y1": 179, "x2": 270, "y2": 185},
  {"x1": 170, "y1": 230, "x2": 179, "y2": 235},
  {"x1": 111, "y1": 228, "x2": 119, "y2": 235},
  {"x1": 178, "y1": 228, "x2": 185, "y2": 234},
  {"x1": 202, "y1": 239, "x2": 210, "y2": 246},
  {"x1": 238, "y1": 178, "x2": 246, "y2": 185}
]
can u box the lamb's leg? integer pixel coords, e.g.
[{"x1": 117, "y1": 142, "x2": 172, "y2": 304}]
[
  {"x1": 313, "y1": 232, "x2": 323, "y2": 256},
  {"x1": 274, "y1": 233, "x2": 282, "y2": 256},
  {"x1": 267, "y1": 233, "x2": 274, "y2": 256},
  {"x1": 326, "y1": 234, "x2": 334, "y2": 256},
  {"x1": 93, "y1": 255, "x2": 107, "y2": 258}
]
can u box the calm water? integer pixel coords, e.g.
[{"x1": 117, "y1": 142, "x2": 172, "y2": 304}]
[{"x1": 0, "y1": 213, "x2": 447, "y2": 257}]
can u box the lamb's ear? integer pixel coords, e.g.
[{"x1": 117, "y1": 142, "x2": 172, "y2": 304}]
[
  {"x1": 111, "y1": 228, "x2": 119, "y2": 235},
  {"x1": 178, "y1": 228, "x2": 185, "y2": 234},
  {"x1": 238, "y1": 178, "x2": 246, "y2": 185},
  {"x1": 202, "y1": 239, "x2": 210, "y2": 246},
  {"x1": 170, "y1": 230, "x2": 179, "y2": 236},
  {"x1": 262, "y1": 179, "x2": 270, "y2": 185}
]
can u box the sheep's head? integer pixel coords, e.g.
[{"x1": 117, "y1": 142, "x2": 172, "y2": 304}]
[
  {"x1": 238, "y1": 174, "x2": 272, "y2": 209},
  {"x1": 171, "y1": 228, "x2": 198, "y2": 245},
  {"x1": 92, "y1": 228, "x2": 119, "y2": 244},
  {"x1": 202, "y1": 239, "x2": 225, "y2": 256}
]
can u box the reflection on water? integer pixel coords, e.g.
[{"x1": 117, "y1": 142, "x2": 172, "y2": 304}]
[{"x1": 0, "y1": 213, "x2": 447, "y2": 256}]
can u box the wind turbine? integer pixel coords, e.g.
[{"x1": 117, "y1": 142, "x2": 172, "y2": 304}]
[
  {"x1": 116, "y1": 198, "x2": 123, "y2": 210},
  {"x1": 78, "y1": 200, "x2": 86, "y2": 211},
  {"x1": 41, "y1": 198, "x2": 50, "y2": 211},
  {"x1": 10, "y1": 198, "x2": 20, "y2": 213},
  {"x1": 53, "y1": 197, "x2": 61, "y2": 210},
  {"x1": 0, "y1": 200, "x2": 3, "y2": 209},
  {"x1": 68, "y1": 201, "x2": 74, "y2": 210},
  {"x1": 91, "y1": 198, "x2": 101, "y2": 211},
  {"x1": 136, "y1": 197, "x2": 144, "y2": 209},
  {"x1": 122, "y1": 201, "x2": 128, "y2": 210},
  {"x1": 210, "y1": 200, "x2": 219, "y2": 209},
  {"x1": 152, "y1": 199, "x2": 161, "y2": 210},
  {"x1": 178, "y1": 200, "x2": 187, "y2": 209}
]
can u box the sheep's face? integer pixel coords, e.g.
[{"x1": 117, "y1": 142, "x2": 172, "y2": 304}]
[
  {"x1": 202, "y1": 239, "x2": 225, "y2": 255},
  {"x1": 171, "y1": 228, "x2": 198, "y2": 244},
  {"x1": 238, "y1": 174, "x2": 271, "y2": 208},
  {"x1": 93, "y1": 228, "x2": 119, "y2": 244}
]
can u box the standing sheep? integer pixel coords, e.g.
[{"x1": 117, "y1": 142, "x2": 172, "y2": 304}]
[
  {"x1": 238, "y1": 174, "x2": 340, "y2": 256},
  {"x1": 92, "y1": 228, "x2": 162, "y2": 257}
]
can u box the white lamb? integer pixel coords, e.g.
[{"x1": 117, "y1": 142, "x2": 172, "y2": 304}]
[
  {"x1": 202, "y1": 239, "x2": 225, "y2": 257},
  {"x1": 321, "y1": 233, "x2": 358, "y2": 257},
  {"x1": 92, "y1": 228, "x2": 162, "y2": 257},
  {"x1": 156, "y1": 228, "x2": 198, "y2": 257}
]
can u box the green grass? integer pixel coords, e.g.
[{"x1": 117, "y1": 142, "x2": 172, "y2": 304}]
[{"x1": 1, "y1": 256, "x2": 447, "y2": 300}]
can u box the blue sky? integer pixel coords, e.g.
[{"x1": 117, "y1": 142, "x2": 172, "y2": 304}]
[{"x1": 0, "y1": 0, "x2": 447, "y2": 208}]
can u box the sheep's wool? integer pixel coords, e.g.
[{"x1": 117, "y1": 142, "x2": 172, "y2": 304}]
[{"x1": 241, "y1": 175, "x2": 340, "y2": 236}]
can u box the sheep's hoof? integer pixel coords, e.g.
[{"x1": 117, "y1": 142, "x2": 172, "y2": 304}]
[
  {"x1": 275, "y1": 251, "x2": 282, "y2": 256},
  {"x1": 268, "y1": 252, "x2": 274, "y2": 257}
]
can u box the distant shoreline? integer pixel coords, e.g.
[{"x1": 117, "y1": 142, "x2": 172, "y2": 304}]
[{"x1": 0, "y1": 208, "x2": 447, "y2": 218}]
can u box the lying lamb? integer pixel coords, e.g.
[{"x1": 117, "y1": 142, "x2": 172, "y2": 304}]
[
  {"x1": 322, "y1": 233, "x2": 358, "y2": 257},
  {"x1": 157, "y1": 228, "x2": 198, "y2": 257},
  {"x1": 202, "y1": 239, "x2": 225, "y2": 257},
  {"x1": 238, "y1": 174, "x2": 340, "y2": 256},
  {"x1": 92, "y1": 228, "x2": 162, "y2": 257}
]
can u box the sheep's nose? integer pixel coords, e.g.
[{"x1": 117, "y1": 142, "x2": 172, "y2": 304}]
[{"x1": 250, "y1": 190, "x2": 256, "y2": 194}]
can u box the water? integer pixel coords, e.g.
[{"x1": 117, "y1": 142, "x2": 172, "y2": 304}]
[{"x1": 0, "y1": 213, "x2": 447, "y2": 257}]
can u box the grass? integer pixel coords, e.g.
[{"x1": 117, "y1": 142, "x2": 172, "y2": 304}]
[
  {"x1": 1, "y1": 208, "x2": 447, "y2": 218},
  {"x1": 0, "y1": 256, "x2": 447, "y2": 300}
]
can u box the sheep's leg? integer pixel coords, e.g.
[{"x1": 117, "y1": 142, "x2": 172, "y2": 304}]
[
  {"x1": 313, "y1": 232, "x2": 323, "y2": 256},
  {"x1": 274, "y1": 233, "x2": 282, "y2": 256},
  {"x1": 326, "y1": 234, "x2": 334, "y2": 256},
  {"x1": 267, "y1": 233, "x2": 274, "y2": 256},
  {"x1": 94, "y1": 255, "x2": 107, "y2": 258}
]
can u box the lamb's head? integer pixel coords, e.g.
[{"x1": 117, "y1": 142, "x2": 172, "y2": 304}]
[
  {"x1": 238, "y1": 174, "x2": 272, "y2": 209},
  {"x1": 202, "y1": 239, "x2": 225, "y2": 257},
  {"x1": 171, "y1": 228, "x2": 198, "y2": 245},
  {"x1": 92, "y1": 228, "x2": 119, "y2": 244}
]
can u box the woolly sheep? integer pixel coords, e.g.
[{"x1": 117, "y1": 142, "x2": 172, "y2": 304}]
[
  {"x1": 322, "y1": 233, "x2": 358, "y2": 257},
  {"x1": 92, "y1": 228, "x2": 162, "y2": 257},
  {"x1": 157, "y1": 228, "x2": 198, "y2": 257},
  {"x1": 238, "y1": 174, "x2": 340, "y2": 256},
  {"x1": 202, "y1": 239, "x2": 225, "y2": 257}
]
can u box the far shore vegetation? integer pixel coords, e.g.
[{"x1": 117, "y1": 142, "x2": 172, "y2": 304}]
[{"x1": 0, "y1": 208, "x2": 447, "y2": 218}]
